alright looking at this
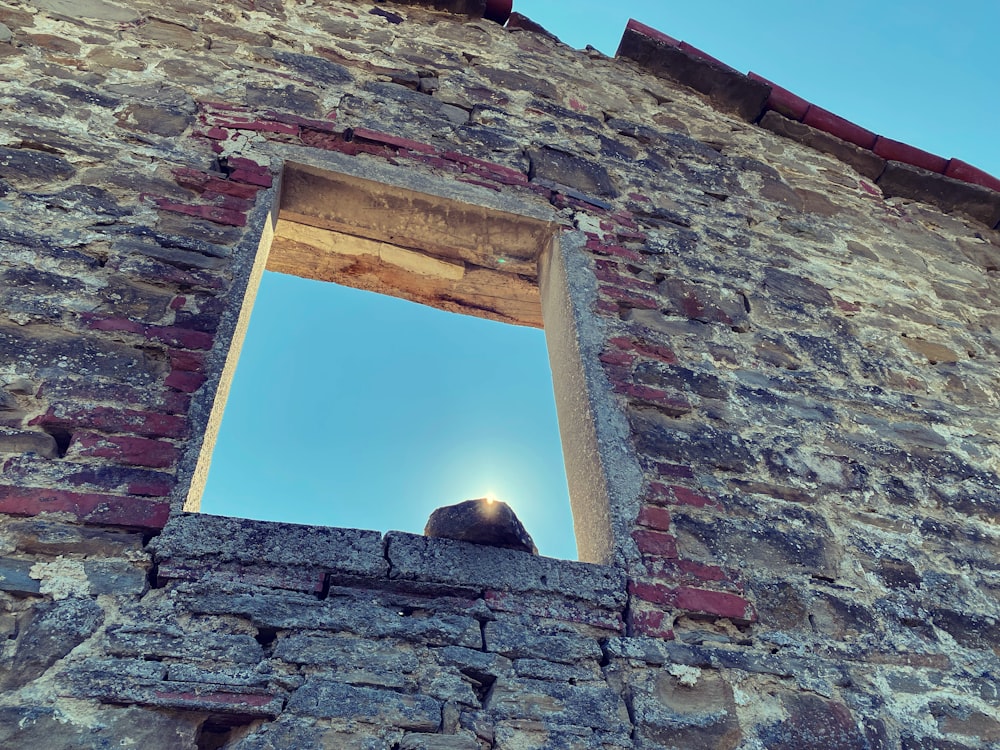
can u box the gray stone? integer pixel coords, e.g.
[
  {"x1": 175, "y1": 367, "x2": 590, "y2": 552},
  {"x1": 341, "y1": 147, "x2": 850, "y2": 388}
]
[
  {"x1": 180, "y1": 584, "x2": 483, "y2": 648},
  {"x1": 762, "y1": 266, "x2": 834, "y2": 308},
  {"x1": 486, "y1": 677, "x2": 630, "y2": 732},
  {"x1": 275, "y1": 633, "x2": 418, "y2": 689},
  {"x1": 425, "y1": 498, "x2": 538, "y2": 554},
  {"x1": 528, "y1": 147, "x2": 617, "y2": 197},
  {"x1": 485, "y1": 614, "x2": 603, "y2": 664},
  {"x1": 84, "y1": 560, "x2": 149, "y2": 596},
  {"x1": 166, "y1": 663, "x2": 272, "y2": 687},
  {"x1": 257, "y1": 48, "x2": 353, "y2": 86},
  {"x1": 0, "y1": 706, "x2": 199, "y2": 750},
  {"x1": 0, "y1": 597, "x2": 104, "y2": 690},
  {"x1": 0, "y1": 146, "x2": 76, "y2": 185},
  {"x1": 247, "y1": 83, "x2": 321, "y2": 115},
  {"x1": 400, "y1": 733, "x2": 482, "y2": 750},
  {"x1": 386, "y1": 532, "x2": 626, "y2": 609},
  {"x1": 150, "y1": 513, "x2": 388, "y2": 581},
  {"x1": 513, "y1": 657, "x2": 598, "y2": 682},
  {"x1": 0, "y1": 556, "x2": 41, "y2": 594},
  {"x1": 105, "y1": 625, "x2": 265, "y2": 664},
  {"x1": 0, "y1": 23, "x2": 11, "y2": 42},
  {"x1": 287, "y1": 679, "x2": 442, "y2": 729},
  {"x1": 230, "y1": 717, "x2": 380, "y2": 750}
]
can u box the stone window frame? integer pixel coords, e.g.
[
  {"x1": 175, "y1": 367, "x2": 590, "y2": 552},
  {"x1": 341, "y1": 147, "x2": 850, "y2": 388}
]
[{"x1": 174, "y1": 144, "x2": 643, "y2": 566}]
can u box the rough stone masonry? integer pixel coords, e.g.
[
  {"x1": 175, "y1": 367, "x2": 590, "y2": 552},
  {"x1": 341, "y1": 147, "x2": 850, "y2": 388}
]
[{"x1": 1, "y1": 0, "x2": 1000, "y2": 748}]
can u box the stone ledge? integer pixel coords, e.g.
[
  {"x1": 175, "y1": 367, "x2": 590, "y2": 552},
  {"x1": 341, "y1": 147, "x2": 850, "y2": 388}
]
[
  {"x1": 147, "y1": 516, "x2": 627, "y2": 615},
  {"x1": 149, "y1": 512, "x2": 388, "y2": 579},
  {"x1": 385, "y1": 531, "x2": 627, "y2": 610},
  {"x1": 616, "y1": 21, "x2": 771, "y2": 123}
]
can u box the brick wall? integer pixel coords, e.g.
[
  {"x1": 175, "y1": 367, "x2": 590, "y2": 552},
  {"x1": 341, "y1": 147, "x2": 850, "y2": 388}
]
[{"x1": 1, "y1": 0, "x2": 999, "y2": 748}]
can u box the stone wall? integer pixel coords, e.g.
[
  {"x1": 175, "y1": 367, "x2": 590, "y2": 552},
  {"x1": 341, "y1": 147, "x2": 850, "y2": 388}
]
[{"x1": 1, "y1": 0, "x2": 999, "y2": 747}]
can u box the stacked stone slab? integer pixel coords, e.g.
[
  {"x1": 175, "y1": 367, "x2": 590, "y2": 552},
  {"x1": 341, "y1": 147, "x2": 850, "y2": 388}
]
[{"x1": 1, "y1": 0, "x2": 999, "y2": 748}]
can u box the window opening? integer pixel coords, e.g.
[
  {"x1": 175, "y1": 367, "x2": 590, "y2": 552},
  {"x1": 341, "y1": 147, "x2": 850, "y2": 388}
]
[{"x1": 188, "y1": 160, "x2": 582, "y2": 560}]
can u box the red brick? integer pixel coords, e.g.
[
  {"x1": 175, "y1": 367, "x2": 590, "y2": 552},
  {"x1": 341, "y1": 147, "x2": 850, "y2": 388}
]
[
  {"x1": 636, "y1": 505, "x2": 671, "y2": 531},
  {"x1": 259, "y1": 110, "x2": 339, "y2": 133},
  {"x1": 642, "y1": 558, "x2": 736, "y2": 588},
  {"x1": 199, "y1": 126, "x2": 230, "y2": 140},
  {"x1": 0, "y1": 485, "x2": 170, "y2": 528},
  {"x1": 588, "y1": 242, "x2": 644, "y2": 262},
  {"x1": 173, "y1": 168, "x2": 262, "y2": 199},
  {"x1": 599, "y1": 286, "x2": 658, "y2": 310},
  {"x1": 836, "y1": 298, "x2": 861, "y2": 314},
  {"x1": 629, "y1": 607, "x2": 674, "y2": 639},
  {"x1": 215, "y1": 118, "x2": 300, "y2": 136},
  {"x1": 349, "y1": 127, "x2": 437, "y2": 154},
  {"x1": 31, "y1": 406, "x2": 187, "y2": 439},
  {"x1": 72, "y1": 432, "x2": 179, "y2": 469},
  {"x1": 673, "y1": 586, "x2": 756, "y2": 622},
  {"x1": 166, "y1": 370, "x2": 206, "y2": 393},
  {"x1": 168, "y1": 350, "x2": 206, "y2": 372},
  {"x1": 82, "y1": 315, "x2": 213, "y2": 350},
  {"x1": 442, "y1": 151, "x2": 528, "y2": 185},
  {"x1": 599, "y1": 350, "x2": 636, "y2": 367},
  {"x1": 632, "y1": 529, "x2": 678, "y2": 558},
  {"x1": 228, "y1": 169, "x2": 273, "y2": 188},
  {"x1": 670, "y1": 485, "x2": 719, "y2": 508},
  {"x1": 613, "y1": 382, "x2": 691, "y2": 416},
  {"x1": 226, "y1": 156, "x2": 267, "y2": 171},
  {"x1": 629, "y1": 579, "x2": 674, "y2": 606},
  {"x1": 594, "y1": 300, "x2": 619, "y2": 316},
  {"x1": 146, "y1": 325, "x2": 213, "y2": 350},
  {"x1": 162, "y1": 391, "x2": 192, "y2": 414},
  {"x1": 609, "y1": 336, "x2": 678, "y2": 364},
  {"x1": 153, "y1": 198, "x2": 248, "y2": 227}
]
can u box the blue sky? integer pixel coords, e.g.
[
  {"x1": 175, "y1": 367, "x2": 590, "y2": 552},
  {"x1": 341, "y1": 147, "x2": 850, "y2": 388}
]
[{"x1": 201, "y1": 2, "x2": 998, "y2": 560}]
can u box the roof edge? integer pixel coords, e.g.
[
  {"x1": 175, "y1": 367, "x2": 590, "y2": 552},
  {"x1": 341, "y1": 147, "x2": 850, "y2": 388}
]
[{"x1": 616, "y1": 18, "x2": 1000, "y2": 230}]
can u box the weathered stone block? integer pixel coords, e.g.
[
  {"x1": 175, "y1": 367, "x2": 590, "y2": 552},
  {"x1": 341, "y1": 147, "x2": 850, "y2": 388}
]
[
  {"x1": 528, "y1": 147, "x2": 617, "y2": 197},
  {"x1": 0, "y1": 706, "x2": 199, "y2": 750},
  {"x1": 150, "y1": 512, "x2": 388, "y2": 581},
  {"x1": 631, "y1": 668, "x2": 742, "y2": 749},
  {"x1": 617, "y1": 25, "x2": 769, "y2": 122},
  {"x1": 399, "y1": 733, "x2": 482, "y2": 750},
  {"x1": 105, "y1": 625, "x2": 265, "y2": 664},
  {"x1": 484, "y1": 614, "x2": 604, "y2": 665},
  {"x1": 287, "y1": 678, "x2": 441, "y2": 729},
  {"x1": 878, "y1": 160, "x2": 1000, "y2": 227},
  {"x1": 0, "y1": 597, "x2": 104, "y2": 690},
  {"x1": 0, "y1": 146, "x2": 76, "y2": 185},
  {"x1": 759, "y1": 694, "x2": 867, "y2": 750},
  {"x1": 385, "y1": 532, "x2": 626, "y2": 610},
  {"x1": 486, "y1": 677, "x2": 630, "y2": 732}
]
